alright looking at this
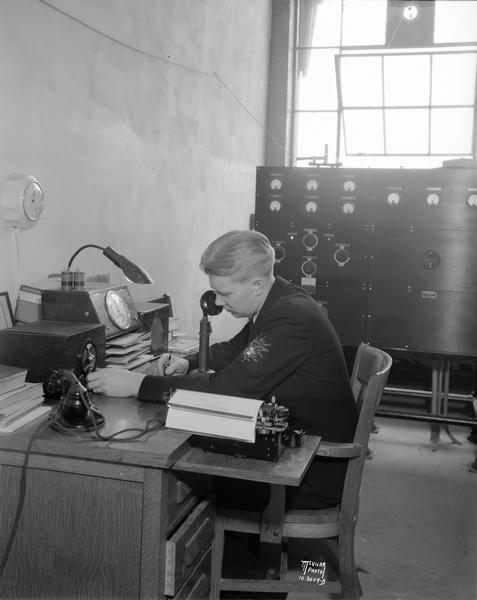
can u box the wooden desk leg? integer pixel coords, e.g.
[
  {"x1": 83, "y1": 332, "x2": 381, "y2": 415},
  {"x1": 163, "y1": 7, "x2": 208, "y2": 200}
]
[
  {"x1": 260, "y1": 484, "x2": 285, "y2": 544},
  {"x1": 431, "y1": 361, "x2": 443, "y2": 443}
]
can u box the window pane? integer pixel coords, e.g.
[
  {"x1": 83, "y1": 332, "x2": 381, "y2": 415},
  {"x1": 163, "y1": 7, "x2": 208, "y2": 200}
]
[
  {"x1": 343, "y1": 109, "x2": 383, "y2": 154},
  {"x1": 342, "y1": 0, "x2": 387, "y2": 46},
  {"x1": 384, "y1": 55, "x2": 430, "y2": 106},
  {"x1": 435, "y1": 1, "x2": 477, "y2": 44},
  {"x1": 385, "y1": 108, "x2": 429, "y2": 153},
  {"x1": 430, "y1": 108, "x2": 474, "y2": 154},
  {"x1": 340, "y1": 56, "x2": 383, "y2": 107},
  {"x1": 294, "y1": 112, "x2": 338, "y2": 160},
  {"x1": 432, "y1": 53, "x2": 477, "y2": 105},
  {"x1": 309, "y1": 0, "x2": 342, "y2": 47},
  {"x1": 296, "y1": 49, "x2": 338, "y2": 110}
]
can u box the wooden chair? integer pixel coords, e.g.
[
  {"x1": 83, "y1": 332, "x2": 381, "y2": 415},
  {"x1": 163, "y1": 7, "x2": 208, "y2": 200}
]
[{"x1": 210, "y1": 343, "x2": 393, "y2": 600}]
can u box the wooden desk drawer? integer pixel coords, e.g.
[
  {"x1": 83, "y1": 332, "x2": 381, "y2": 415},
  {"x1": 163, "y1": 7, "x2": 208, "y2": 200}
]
[
  {"x1": 174, "y1": 547, "x2": 211, "y2": 600},
  {"x1": 165, "y1": 499, "x2": 214, "y2": 596},
  {"x1": 167, "y1": 471, "x2": 208, "y2": 533}
]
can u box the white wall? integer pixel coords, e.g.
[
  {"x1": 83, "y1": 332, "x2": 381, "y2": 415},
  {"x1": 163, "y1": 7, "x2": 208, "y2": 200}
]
[{"x1": 0, "y1": 0, "x2": 271, "y2": 340}]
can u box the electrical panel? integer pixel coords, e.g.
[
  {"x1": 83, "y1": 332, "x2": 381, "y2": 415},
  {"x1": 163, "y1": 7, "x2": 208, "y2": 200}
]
[{"x1": 254, "y1": 166, "x2": 477, "y2": 357}]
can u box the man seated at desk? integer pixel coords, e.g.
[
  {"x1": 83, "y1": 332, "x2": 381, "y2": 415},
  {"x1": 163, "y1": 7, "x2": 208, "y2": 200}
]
[{"x1": 86, "y1": 229, "x2": 357, "y2": 512}]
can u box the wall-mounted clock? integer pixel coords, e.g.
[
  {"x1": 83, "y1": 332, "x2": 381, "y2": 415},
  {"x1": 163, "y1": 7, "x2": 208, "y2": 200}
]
[{"x1": 1, "y1": 174, "x2": 44, "y2": 229}]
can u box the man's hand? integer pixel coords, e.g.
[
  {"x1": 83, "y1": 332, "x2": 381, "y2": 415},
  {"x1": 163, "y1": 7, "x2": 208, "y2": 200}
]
[
  {"x1": 86, "y1": 368, "x2": 145, "y2": 397},
  {"x1": 153, "y1": 354, "x2": 189, "y2": 376}
]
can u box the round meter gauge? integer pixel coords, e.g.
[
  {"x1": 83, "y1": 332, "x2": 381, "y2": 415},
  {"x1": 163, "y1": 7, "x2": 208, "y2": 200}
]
[
  {"x1": 306, "y1": 179, "x2": 318, "y2": 192},
  {"x1": 342, "y1": 202, "x2": 355, "y2": 214},
  {"x1": 387, "y1": 192, "x2": 400, "y2": 205},
  {"x1": 105, "y1": 290, "x2": 134, "y2": 330},
  {"x1": 305, "y1": 200, "x2": 318, "y2": 213},
  {"x1": 426, "y1": 193, "x2": 440, "y2": 207}
]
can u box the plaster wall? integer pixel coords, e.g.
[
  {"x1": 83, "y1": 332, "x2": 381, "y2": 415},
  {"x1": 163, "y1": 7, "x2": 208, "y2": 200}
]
[{"x1": 0, "y1": 0, "x2": 271, "y2": 340}]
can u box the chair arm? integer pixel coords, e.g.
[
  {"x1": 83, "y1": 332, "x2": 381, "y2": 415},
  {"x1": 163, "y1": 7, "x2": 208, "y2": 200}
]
[{"x1": 316, "y1": 441, "x2": 363, "y2": 458}]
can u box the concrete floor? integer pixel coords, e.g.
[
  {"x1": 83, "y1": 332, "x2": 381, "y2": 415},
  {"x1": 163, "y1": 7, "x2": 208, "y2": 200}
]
[{"x1": 222, "y1": 419, "x2": 477, "y2": 600}]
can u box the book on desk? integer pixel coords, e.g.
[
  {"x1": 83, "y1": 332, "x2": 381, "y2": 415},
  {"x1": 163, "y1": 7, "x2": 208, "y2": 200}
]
[{"x1": 0, "y1": 372, "x2": 49, "y2": 432}]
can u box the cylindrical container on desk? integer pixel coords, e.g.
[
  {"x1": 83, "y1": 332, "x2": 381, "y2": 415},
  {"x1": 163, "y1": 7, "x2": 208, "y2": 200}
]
[
  {"x1": 73, "y1": 269, "x2": 85, "y2": 288},
  {"x1": 61, "y1": 268, "x2": 73, "y2": 290}
]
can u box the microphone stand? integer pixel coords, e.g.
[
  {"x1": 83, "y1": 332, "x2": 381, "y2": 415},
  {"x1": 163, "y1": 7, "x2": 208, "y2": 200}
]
[{"x1": 198, "y1": 290, "x2": 223, "y2": 374}]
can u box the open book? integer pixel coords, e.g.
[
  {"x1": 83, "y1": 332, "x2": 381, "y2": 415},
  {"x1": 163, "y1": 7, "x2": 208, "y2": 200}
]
[{"x1": 165, "y1": 389, "x2": 263, "y2": 443}]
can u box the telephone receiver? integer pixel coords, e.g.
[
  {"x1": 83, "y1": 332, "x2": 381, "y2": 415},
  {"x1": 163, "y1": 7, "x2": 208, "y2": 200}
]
[
  {"x1": 198, "y1": 290, "x2": 223, "y2": 373},
  {"x1": 200, "y1": 290, "x2": 223, "y2": 317}
]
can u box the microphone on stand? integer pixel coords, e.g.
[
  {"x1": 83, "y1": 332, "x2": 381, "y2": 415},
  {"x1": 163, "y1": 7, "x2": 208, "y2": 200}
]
[{"x1": 198, "y1": 290, "x2": 223, "y2": 373}]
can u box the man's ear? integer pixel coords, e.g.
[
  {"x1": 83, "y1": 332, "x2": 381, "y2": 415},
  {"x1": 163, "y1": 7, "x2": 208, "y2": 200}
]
[{"x1": 251, "y1": 278, "x2": 264, "y2": 296}]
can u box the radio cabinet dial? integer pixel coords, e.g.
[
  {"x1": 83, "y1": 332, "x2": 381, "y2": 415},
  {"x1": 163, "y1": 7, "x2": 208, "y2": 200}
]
[
  {"x1": 306, "y1": 179, "x2": 318, "y2": 191},
  {"x1": 342, "y1": 202, "x2": 355, "y2": 214},
  {"x1": 387, "y1": 192, "x2": 400, "y2": 205},
  {"x1": 269, "y1": 200, "x2": 282, "y2": 212},
  {"x1": 302, "y1": 259, "x2": 317, "y2": 277},
  {"x1": 303, "y1": 232, "x2": 318, "y2": 251},
  {"x1": 81, "y1": 341, "x2": 97, "y2": 372},
  {"x1": 426, "y1": 193, "x2": 440, "y2": 207},
  {"x1": 421, "y1": 250, "x2": 441, "y2": 270},
  {"x1": 305, "y1": 200, "x2": 318, "y2": 213},
  {"x1": 273, "y1": 243, "x2": 286, "y2": 263},
  {"x1": 334, "y1": 246, "x2": 351, "y2": 267}
]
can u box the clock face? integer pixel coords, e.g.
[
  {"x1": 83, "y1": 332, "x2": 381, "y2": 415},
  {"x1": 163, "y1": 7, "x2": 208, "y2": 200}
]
[
  {"x1": 403, "y1": 4, "x2": 418, "y2": 20},
  {"x1": 1, "y1": 174, "x2": 44, "y2": 229},
  {"x1": 105, "y1": 290, "x2": 133, "y2": 330},
  {"x1": 23, "y1": 181, "x2": 44, "y2": 221}
]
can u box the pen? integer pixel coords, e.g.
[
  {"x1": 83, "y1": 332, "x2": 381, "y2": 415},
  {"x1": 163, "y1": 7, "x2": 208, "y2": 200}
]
[{"x1": 164, "y1": 353, "x2": 172, "y2": 374}]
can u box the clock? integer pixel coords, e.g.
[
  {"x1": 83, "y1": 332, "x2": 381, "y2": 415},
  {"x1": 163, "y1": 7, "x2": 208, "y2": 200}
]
[
  {"x1": 105, "y1": 290, "x2": 134, "y2": 330},
  {"x1": 1, "y1": 174, "x2": 44, "y2": 229}
]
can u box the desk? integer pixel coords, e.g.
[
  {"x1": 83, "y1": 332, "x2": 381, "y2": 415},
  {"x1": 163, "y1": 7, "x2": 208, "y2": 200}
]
[
  {"x1": 0, "y1": 396, "x2": 319, "y2": 600},
  {"x1": 0, "y1": 397, "x2": 196, "y2": 599}
]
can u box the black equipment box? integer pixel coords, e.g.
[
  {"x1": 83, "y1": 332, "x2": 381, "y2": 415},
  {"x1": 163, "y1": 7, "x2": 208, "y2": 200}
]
[
  {"x1": 41, "y1": 284, "x2": 140, "y2": 339},
  {"x1": 0, "y1": 320, "x2": 105, "y2": 382},
  {"x1": 255, "y1": 165, "x2": 477, "y2": 357},
  {"x1": 199, "y1": 430, "x2": 288, "y2": 462}
]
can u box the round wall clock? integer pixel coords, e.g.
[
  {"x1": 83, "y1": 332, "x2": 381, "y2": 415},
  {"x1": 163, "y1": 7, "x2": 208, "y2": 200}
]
[{"x1": 1, "y1": 174, "x2": 44, "y2": 229}]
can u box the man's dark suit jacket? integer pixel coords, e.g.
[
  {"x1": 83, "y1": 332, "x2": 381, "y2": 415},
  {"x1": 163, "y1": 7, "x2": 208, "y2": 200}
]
[{"x1": 139, "y1": 276, "x2": 357, "y2": 508}]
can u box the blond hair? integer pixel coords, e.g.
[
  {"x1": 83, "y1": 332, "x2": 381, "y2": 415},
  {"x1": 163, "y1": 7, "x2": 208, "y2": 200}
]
[{"x1": 200, "y1": 230, "x2": 275, "y2": 281}]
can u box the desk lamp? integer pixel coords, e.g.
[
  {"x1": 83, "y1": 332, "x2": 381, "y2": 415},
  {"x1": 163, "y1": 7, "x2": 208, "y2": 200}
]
[
  {"x1": 67, "y1": 244, "x2": 153, "y2": 284},
  {"x1": 198, "y1": 290, "x2": 223, "y2": 373}
]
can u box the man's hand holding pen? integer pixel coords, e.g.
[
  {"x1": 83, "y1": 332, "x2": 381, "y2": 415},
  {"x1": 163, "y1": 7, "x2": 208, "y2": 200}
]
[{"x1": 154, "y1": 353, "x2": 189, "y2": 376}]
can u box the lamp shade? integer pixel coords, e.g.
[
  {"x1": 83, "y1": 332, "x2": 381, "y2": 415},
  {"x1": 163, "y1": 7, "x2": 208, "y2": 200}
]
[{"x1": 67, "y1": 244, "x2": 153, "y2": 284}]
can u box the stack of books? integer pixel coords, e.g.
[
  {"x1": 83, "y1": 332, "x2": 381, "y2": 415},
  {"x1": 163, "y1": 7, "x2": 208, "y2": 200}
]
[
  {"x1": 0, "y1": 364, "x2": 50, "y2": 432},
  {"x1": 105, "y1": 331, "x2": 155, "y2": 370}
]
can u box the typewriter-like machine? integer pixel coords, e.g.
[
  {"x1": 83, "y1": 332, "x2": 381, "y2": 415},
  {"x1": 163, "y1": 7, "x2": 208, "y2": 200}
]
[{"x1": 196, "y1": 291, "x2": 303, "y2": 462}]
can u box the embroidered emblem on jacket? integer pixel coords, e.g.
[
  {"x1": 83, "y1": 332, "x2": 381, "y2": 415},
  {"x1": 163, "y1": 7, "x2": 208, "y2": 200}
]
[{"x1": 241, "y1": 335, "x2": 270, "y2": 362}]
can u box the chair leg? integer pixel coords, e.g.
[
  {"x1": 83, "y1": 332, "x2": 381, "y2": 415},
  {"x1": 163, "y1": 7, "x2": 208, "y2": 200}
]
[
  {"x1": 210, "y1": 513, "x2": 225, "y2": 600},
  {"x1": 338, "y1": 530, "x2": 363, "y2": 600},
  {"x1": 280, "y1": 537, "x2": 288, "y2": 578}
]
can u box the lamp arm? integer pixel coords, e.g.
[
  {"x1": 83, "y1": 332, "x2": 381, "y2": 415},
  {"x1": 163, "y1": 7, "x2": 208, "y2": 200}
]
[{"x1": 67, "y1": 244, "x2": 105, "y2": 269}]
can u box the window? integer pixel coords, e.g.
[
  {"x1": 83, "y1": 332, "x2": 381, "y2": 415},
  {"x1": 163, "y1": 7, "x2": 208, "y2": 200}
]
[{"x1": 293, "y1": 0, "x2": 477, "y2": 168}]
